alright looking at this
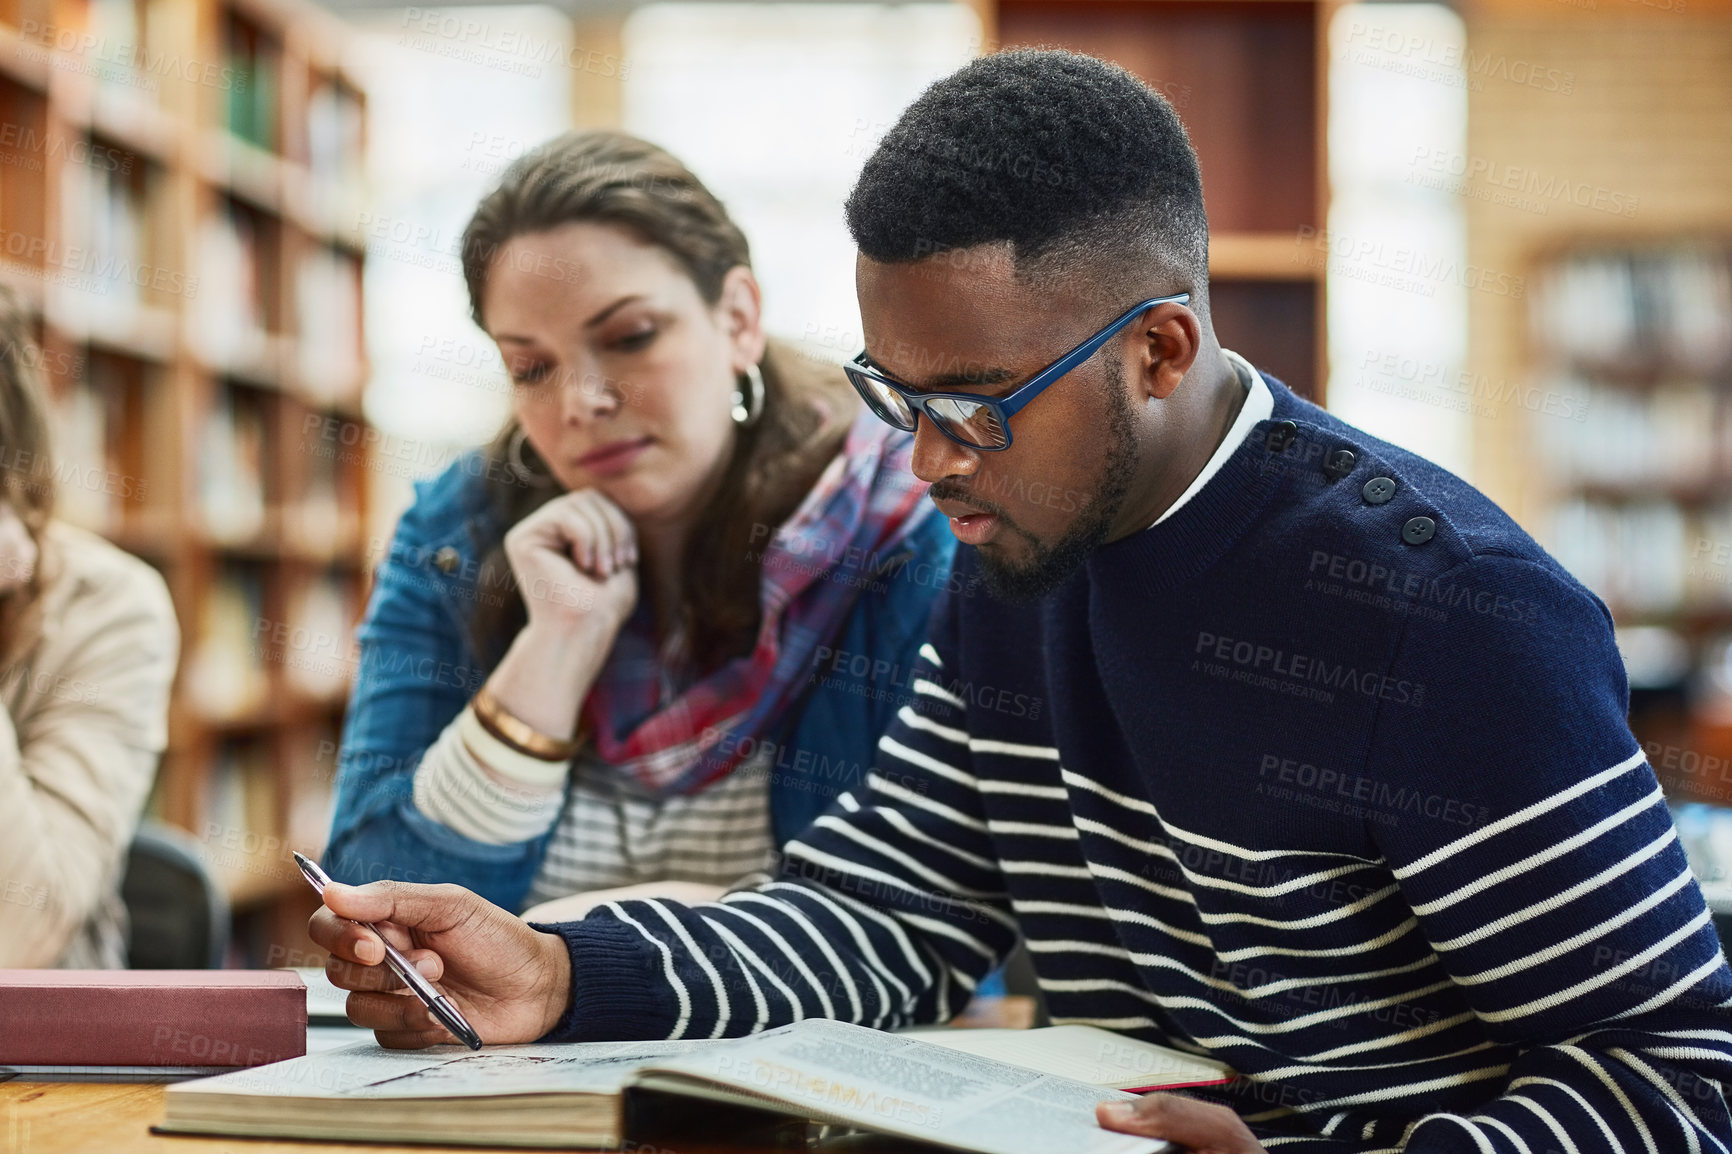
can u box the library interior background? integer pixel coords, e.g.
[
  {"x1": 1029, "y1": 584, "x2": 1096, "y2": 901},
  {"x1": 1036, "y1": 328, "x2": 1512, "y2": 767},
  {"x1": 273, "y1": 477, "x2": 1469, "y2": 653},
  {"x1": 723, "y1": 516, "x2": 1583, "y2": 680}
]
[{"x1": 2, "y1": 0, "x2": 1729, "y2": 965}]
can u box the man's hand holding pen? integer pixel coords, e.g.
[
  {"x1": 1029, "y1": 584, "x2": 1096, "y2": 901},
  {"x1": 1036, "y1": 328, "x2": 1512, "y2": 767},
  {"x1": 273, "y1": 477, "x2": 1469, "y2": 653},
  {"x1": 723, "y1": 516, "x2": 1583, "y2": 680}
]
[{"x1": 310, "y1": 881, "x2": 573, "y2": 1049}]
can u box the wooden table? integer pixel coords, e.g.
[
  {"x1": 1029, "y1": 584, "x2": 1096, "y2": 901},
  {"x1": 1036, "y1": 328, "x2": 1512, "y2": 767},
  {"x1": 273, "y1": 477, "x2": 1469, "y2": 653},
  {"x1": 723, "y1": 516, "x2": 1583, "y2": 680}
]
[{"x1": 1, "y1": 1081, "x2": 453, "y2": 1154}]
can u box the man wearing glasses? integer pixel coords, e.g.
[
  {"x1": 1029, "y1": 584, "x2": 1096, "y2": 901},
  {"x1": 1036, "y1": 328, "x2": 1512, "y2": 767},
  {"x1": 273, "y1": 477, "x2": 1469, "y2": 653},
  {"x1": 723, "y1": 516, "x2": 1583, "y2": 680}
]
[{"x1": 313, "y1": 49, "x2": 1732, "y2": 1151}]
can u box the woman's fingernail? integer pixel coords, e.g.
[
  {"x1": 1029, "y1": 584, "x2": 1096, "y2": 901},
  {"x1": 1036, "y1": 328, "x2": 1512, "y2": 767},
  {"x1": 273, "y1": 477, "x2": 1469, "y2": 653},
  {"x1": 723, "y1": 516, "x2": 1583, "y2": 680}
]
[
  {"x1": 1099, "y1": 1102, "x2": 1137, "y2": 1121},
  {"x1": 360, "y1": 940, "x2": 382, "y2": 963},
  {"x1": 414, "y1": 957, "x2": 438, "y2": 977}
]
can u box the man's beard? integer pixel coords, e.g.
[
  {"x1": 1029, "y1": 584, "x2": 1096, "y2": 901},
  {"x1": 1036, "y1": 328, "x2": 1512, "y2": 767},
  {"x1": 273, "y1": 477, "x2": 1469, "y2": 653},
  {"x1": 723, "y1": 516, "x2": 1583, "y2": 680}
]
[{"x1": 962, "y1": 363, "x2": 1140, "y2": 604}]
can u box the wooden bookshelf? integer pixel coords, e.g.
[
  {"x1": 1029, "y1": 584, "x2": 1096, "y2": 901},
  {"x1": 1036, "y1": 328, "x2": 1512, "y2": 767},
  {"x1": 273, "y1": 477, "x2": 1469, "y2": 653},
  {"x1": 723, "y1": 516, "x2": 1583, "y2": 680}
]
[
  {"x1": 992, "y1": 0, "x2": 1332, "y2": 402},
  {"x1": 2, "y1": 0, "x2": 369, "y2": 965},
  {"x1": 1524, "y1": 239, "x2": 1732, "y2": 807}
]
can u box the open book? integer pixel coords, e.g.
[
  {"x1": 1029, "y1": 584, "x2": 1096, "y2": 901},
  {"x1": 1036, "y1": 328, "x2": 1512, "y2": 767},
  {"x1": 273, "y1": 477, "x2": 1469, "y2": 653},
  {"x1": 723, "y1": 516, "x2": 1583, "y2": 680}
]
[{"x1": 160, "y1": 1019, "x2": 1231, "y2": 1153}]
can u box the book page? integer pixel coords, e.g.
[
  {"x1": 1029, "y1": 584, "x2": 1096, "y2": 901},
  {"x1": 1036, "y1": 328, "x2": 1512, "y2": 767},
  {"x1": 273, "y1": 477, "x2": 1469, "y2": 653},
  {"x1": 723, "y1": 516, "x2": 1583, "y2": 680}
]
[
  {"x1": 634, "y1": 1019, "x2": 1170, "y2": 1154},
  {"x1": 288, "y1": 967, "x2": 351, "y2": 1024},
  {"x1": 899, "y1": 1025, "x2": 1232, "y2": 1090},
  {"x1": 171, "y1": 1038, "x2": 702, "y2": 1101}
]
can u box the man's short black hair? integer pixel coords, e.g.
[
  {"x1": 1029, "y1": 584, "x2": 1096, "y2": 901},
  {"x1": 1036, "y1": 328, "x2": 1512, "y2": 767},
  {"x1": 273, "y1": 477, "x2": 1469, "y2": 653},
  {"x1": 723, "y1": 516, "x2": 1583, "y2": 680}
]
[{"x1": 845, "y1": 48, "x2": 1209, "y2": 308}]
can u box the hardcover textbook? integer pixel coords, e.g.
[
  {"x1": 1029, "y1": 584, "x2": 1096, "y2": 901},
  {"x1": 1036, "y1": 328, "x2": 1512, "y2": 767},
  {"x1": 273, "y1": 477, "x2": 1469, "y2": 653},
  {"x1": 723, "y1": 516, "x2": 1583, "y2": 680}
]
[{"x1": 160, "y1": 1019, "x2": 1231, "y2": 1153}]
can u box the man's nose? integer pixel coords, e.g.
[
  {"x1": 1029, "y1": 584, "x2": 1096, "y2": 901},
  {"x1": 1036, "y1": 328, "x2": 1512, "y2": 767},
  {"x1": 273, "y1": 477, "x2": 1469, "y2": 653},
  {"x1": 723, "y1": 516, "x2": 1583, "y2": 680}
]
[{"x1": 909, "y1": 417, "x2": 979, "y2": 485}]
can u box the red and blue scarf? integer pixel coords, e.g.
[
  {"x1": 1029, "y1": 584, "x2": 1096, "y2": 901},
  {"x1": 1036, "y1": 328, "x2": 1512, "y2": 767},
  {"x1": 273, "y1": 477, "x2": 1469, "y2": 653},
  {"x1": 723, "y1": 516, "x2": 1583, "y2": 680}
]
[{"x1": 580, "y1": 411, "x2": 931, "y2": 796}]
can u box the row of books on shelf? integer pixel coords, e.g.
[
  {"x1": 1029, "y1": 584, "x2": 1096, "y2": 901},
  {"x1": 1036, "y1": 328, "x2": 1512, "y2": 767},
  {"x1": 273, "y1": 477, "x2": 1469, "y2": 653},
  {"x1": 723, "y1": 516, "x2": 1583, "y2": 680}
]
[
  {"x1": 1534, "y1": 378, "x2": 1732, "y2": 491},
  {"x1": 183, "y1": 568, "x2": 359, "y2": 722},
  {"x1": 50, "y1": 358, "x2": 134, "y2": 531},
  {"x1": 304, "y1": 81, "x2": 366, "y2": 210},
  {"x1": 50, "y1": 364, "x2": 357, "y2": 547},
  {"x1": 36, "y1": 171, "x2": 362, "y2": 393},
  {"x1": 225, "y1": 14, "x2": 279, "y2": 154},
  {"x1": 1549, "y1": 499, "x2": 1732, "y2": 615},
  {"x1": 197, "y1": 385, "x2": 358, "y2": 548},
  {"x1": 1533, "y1": 245, "x2": 1732, "y2": 374},
  {"x1": 17, "y1": 0, "x2": 365, "y2": 178},
  {"x1": 191, "y1": 201, "x2": 364, "y2": 381},
  {"x1": 55, "y1": 146, "x2": 146, "y2": 325},
  {"x1": 225, "y1": 16, "x2": 368, "y2": 197},
  {"x1": 192, "y1": 721, "x2": 339, "y2": 904}
]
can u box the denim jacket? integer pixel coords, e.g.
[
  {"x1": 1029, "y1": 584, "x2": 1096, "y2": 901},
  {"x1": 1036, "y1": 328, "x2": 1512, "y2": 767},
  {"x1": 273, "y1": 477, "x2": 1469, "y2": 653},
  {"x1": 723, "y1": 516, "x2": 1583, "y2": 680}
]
[{"x1": 324, "y1": 453, "x2": 957, "y2": 914}]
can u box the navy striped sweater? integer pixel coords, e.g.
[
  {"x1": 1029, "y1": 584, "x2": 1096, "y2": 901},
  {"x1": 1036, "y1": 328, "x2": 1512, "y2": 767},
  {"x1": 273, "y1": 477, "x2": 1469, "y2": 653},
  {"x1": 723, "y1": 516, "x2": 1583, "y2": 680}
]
[{"x1": 542, "y1": 376, "x2": 1732, "y2": 1151}]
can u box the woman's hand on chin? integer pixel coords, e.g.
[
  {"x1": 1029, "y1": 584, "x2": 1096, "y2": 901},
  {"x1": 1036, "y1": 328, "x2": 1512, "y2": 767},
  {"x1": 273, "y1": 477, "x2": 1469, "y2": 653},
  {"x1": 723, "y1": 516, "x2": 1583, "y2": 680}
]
[
  {"x1": 521, "y1": 881, "x2": 729, "y2": 924},
  {"x1": 504, "y1": 488, "x2": 640, "y2": 636}
]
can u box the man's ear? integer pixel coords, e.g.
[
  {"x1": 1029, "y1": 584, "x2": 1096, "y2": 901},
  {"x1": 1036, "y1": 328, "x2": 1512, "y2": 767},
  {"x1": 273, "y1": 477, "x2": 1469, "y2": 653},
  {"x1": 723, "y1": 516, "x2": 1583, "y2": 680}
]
[
  {"x1": 718, "y1": 265, "x2": 767, "y2": 371},
  {"x1": 1141, "y1": 304, "x2": 1202, "y2": 400}
]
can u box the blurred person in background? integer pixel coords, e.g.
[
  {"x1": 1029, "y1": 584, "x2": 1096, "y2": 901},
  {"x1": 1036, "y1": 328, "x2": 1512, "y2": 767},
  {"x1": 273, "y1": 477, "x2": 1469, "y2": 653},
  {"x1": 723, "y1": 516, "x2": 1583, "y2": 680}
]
[
  {"x1": 325, "y1": 132, "x2": 955, "y2": 924},
  {"x1": 0, "y1": 286, "x2": 180, "y2": 967}
]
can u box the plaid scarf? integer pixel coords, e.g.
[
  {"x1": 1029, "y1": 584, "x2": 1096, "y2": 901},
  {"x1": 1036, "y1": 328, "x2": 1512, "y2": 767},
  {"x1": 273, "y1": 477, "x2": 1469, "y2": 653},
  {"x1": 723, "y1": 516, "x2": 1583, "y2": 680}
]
[{"x1": 581, "y1": 411, "x2": 931, "y2": 796}]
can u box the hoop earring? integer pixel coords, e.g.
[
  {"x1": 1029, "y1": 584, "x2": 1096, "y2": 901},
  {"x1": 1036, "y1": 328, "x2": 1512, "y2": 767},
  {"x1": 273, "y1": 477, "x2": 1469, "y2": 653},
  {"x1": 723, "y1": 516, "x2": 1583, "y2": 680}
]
[
  {"x1": 731, "y1": 362, "x2": 766, "y2": 426},
  {"x1": 506, "y1": 426, "x2": 554, "y2": 486}
]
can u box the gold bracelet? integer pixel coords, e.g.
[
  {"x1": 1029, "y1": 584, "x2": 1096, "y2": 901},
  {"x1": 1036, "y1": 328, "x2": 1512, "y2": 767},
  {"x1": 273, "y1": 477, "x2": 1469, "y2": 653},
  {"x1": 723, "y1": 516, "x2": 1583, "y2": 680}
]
[{"x1": 471, "y1": 685, "x2": 581, "y2": 761}]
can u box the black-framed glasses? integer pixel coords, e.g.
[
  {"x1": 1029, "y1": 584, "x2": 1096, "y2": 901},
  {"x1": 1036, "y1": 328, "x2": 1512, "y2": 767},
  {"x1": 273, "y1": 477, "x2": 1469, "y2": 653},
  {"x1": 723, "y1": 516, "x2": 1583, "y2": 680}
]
[{"x1": 843, "y1": 293, "x2": 1191, "y2": 451}]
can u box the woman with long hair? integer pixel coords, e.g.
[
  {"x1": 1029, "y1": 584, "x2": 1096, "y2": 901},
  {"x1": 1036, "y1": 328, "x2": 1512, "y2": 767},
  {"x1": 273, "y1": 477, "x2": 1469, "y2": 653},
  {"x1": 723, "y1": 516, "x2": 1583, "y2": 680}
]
[
  {"x1": 0, "y1": 287, "x2": 179, "y2": 966},
  {"x1": 324, "y1": 132, "x2": 956, "y2": 921}
]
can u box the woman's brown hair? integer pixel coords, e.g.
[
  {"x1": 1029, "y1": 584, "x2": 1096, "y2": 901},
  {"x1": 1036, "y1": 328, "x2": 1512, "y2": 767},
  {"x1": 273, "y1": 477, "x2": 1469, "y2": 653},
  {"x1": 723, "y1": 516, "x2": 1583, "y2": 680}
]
[
  {"x1": 461, "y1": 131, "x2": 855, "y2": 673},
  {"x1": 0, "y1": 285, "x2": 55, "y2": 666}
]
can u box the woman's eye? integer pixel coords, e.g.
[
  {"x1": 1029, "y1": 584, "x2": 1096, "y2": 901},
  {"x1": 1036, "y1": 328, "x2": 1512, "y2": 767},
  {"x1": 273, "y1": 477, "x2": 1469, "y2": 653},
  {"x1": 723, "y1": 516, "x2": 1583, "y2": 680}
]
[
  {"x1": 612, "y1": 328, "x2": 656, "y2": 352},
  {"x1": 511, "y1": 363, "x2": 552, "y2": 386}
]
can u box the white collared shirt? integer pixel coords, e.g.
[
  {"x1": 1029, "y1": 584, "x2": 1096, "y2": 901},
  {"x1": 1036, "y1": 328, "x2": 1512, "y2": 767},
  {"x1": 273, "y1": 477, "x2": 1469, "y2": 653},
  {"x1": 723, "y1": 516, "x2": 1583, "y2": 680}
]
[{"x1": 1149, "y1": 348, "x2": 1273, "y2": 528}]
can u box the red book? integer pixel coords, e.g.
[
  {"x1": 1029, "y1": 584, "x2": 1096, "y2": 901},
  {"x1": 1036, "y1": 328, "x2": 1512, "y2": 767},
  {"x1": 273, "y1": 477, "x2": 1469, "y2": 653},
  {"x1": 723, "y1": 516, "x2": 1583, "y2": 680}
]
[{"x1": 0, "y1": 970, "x2": 305, "y2": 1068}]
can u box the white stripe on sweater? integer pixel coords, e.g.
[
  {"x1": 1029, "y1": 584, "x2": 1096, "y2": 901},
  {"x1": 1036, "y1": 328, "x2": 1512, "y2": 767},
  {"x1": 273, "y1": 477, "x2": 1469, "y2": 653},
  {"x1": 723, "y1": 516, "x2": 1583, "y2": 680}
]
[
  {"x1": 1453, "y1": 870, "x2": 1694, "y2": 986},
  {"x1": 602, "y1": 901, "x2": 693, "y2": 1039},
  {"x1": 1060, "y1": 767, "x2": 1377, "y2": 864},
  {"x1": 1408, "y1": 786, "x2": 1666, "y2": 916},
  {"x1": 1429, "y1": 826, "x2": 1679, "y2": 952},
  {"x1": 1505, "y1": 1076, "x2": 1624, "y2": 1152},
  {"x1": 1481, "y1": 909, "x2": 1712, "y2": 1022},
  {"x1": 1394, "y1": 749, "x2": 1647, "y2": 879}
]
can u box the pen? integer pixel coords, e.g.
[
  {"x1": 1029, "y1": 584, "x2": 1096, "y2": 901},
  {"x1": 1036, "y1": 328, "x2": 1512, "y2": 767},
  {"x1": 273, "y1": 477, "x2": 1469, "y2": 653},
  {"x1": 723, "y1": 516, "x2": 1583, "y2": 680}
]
[{"x1": 292, "y1": 850, "x2": 484, "y2": 1050}]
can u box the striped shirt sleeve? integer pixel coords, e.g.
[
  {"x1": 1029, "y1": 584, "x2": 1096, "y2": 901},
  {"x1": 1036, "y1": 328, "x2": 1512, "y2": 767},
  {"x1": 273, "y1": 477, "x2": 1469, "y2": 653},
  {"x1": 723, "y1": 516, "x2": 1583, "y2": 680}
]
[
  {"x1": 1364, "y1": 556, "x2": 1732, "y2": 1153},
  {"x1": 411, "y1": 706, "x2": 568, "y2": 844},
  {"x1": 540, "y1": 595, "x2": 1017, "y2": 1041}
]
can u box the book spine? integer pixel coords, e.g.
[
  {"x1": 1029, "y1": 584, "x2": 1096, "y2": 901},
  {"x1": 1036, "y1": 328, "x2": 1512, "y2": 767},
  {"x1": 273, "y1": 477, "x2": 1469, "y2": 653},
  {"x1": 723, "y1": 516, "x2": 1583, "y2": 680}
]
[{"x1": 0, "y1": 985, "x2": 306, "y2": 1067}]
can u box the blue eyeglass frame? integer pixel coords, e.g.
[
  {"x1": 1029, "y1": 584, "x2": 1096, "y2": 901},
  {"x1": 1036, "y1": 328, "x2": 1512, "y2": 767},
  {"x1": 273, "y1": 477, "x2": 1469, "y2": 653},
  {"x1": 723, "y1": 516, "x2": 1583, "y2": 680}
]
[{"x1": 844, "y1": 292, "x2": 1191, "y2": 451}]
